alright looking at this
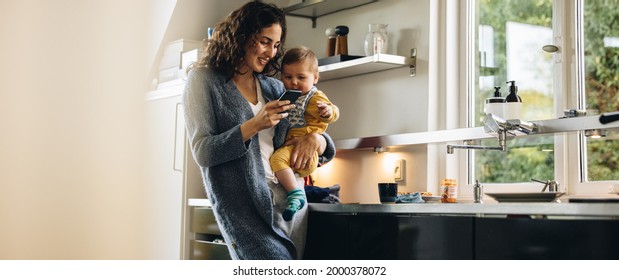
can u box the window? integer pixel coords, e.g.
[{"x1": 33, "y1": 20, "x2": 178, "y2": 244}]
[
  {"x1": 582, "y1": 0, "x2": 619, "y2": 181},
  {"x1": 470, "y1": 0, "x2": 555, "y2": 184},
  {"x1": 469, "y1": 0, "x2": 619, "y2": 189}
]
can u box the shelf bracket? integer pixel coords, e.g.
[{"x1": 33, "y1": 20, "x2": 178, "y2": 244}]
[{"x1": 409, "y1": 48, "x2": 417, "y2": 77}]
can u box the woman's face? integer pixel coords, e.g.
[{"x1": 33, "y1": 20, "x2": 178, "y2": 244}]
[{"x1": 241, "y1": 24, "x2": 282, "y2": 74}]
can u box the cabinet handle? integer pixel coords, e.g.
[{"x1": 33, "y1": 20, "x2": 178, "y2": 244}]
[{"x1": 173, "y1": 102, "x2": 183, "y2": 172}]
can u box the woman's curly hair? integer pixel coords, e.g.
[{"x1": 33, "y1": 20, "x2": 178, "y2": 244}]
[{"x1": 196, "y1": 1, "x2": 286, "y2": 78}]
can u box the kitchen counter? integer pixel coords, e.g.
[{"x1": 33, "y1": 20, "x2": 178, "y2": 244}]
[
  {"x1": 309, "y1": 199, "x2": 619, "y2": 218},
  {"x1": 188, "y1": 198, "x2": 211, "y2": 207},
  {"x1": 190, "y1": 198, "x2": 619, "y2": 218},
  {"x1": 306, "y1": 200, "x2": 619, "y2": 260},
  {"x1": 189, "y1": 198, "x2": 619, "y2": 259}
]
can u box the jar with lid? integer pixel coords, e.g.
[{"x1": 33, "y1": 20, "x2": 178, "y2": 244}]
[
  {"x1": 325, "y1": 27, "x2": 336, "y2": 57},
  {"x1": 363, "y1": 23, "x2": 388, "y2": 56},
  {"x1": 440, "y1": 179, "x2": 458, "y2": 203},
  {"x1": 334, "y1": 25, "x2": 349, "y2": 55}
]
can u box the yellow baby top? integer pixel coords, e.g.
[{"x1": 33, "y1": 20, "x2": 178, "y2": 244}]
[
  {"x1": 270, "y1": 86, "x2": 339, "y2": 176},
  {"x1": 284, "y1": 87, "x2": 339, "y2": 140}
]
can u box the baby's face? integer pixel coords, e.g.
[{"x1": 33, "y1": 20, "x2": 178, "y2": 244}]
[{"x1": 281, "y1": 61, "x2": 319, "y2": 94}]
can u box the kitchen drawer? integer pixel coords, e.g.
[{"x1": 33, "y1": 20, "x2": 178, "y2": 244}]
[
  {"x1": 191, "y1": 207, "x2": 221, "y2": 235},
  {"x1": 190, "y1": 240, "x2": 231, "y2": 260}
]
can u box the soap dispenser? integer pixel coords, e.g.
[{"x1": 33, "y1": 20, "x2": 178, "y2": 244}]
[
  {"x1": 484, "y1": 86, "x2": 504, "y2": 118},
  {"x1": 503, "y1": 80, "x2": 522, "y2": 120}
]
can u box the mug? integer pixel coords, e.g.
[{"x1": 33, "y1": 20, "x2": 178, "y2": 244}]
[{"x1": 378, "y1": 183, "x2": 398, "y2": 204}]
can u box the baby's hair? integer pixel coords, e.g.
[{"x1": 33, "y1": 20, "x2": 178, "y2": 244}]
[{"x1": 282, "y1": 46, "x2": 318, "y2": 75}]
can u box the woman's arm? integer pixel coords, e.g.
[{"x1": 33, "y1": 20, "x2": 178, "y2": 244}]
[
  {"x1": 184, "y1": 69, "x2": 296, "y2": 168},
  {"x1": 241, "y1": 100, "x2": 295, "y2": 142},
  {"x1": 183, "y1": 69, "x2": 247, "y2": 168},
  {"x1": 318, "y1": 132, "x2": 336, "y2": 165}
]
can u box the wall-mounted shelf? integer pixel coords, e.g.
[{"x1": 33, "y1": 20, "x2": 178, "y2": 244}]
[
  {"x1": 333, "y1": 115, "x2": 619, "y2": 150},
  {"x1": 283, "y1": 0, "x2": 378, "y2": 28},
  {"x1": 318, "y1": 53, "x2": 415, "y2": 82}
]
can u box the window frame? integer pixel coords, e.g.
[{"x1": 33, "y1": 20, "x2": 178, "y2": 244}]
[
  {"x1": 462, "y1": 0, "x2": 616, "y2": 195},
  {"x1": 567, "y1": 0, "x2": 619, "y2": 194}
]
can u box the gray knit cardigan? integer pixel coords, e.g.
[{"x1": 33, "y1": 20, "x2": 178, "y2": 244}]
[{"x1": 182, "y1": 67, "x2": 335, "y2": 259}]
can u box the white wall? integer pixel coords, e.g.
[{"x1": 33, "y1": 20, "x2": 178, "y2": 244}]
[
  {"x1": 0, "y1": 0, "x2": 153, "y2": 259},
  {"x1": 286, "y1": 0, "x2": 430, "y2": 139},
  {"x1": 0, "y1": 0, "x2": 437, "y2": 258},
  {"x1": 312, "y1": 146, "x2": 428, "y2": 204},
  {"x1": 148, "y1": 0, "x2": 248, "y2": 86},
  {"x1": 284, "y1": 0, "x2": 433, "y2": 202},
  {"x1": 153, "y1": 0, "x2": 436, "y2": 203}
]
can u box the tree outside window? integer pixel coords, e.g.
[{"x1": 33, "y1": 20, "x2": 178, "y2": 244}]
[{"x1": 472, "y1": 0, "x2": 619, "y2": 183}]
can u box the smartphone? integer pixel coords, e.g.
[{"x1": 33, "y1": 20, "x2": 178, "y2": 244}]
[{"x1": 278, "y1": 90, "x2": 302, "y2": 104}]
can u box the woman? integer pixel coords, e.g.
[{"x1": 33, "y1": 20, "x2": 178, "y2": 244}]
[{"x1": 182, "y1": 1, "x2": 335, "y2": 260}]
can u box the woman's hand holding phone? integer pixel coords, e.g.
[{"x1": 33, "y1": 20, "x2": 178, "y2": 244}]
[
  {"x1": 278, "y1": 90, "x2": 302, "y2": 104},
  {"x1": 278, "y1": 90, "x2": 301, "y2": 113}
]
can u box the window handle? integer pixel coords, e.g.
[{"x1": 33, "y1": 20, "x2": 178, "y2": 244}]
[{"x1": 542, "y1": 44, "x2": 559, "y2": 53}]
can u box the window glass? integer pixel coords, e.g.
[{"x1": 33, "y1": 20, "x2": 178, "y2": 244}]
[
  {"x1": 473, "y1": 0, "x2": 555, "y2": 183},
  {"x1": 583, "y1": 0, "x2": 619, "y2": 181}
]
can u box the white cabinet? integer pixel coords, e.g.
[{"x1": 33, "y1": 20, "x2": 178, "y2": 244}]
[{"x1": 145, "y1": 85, "x2": 204, "y2": 259}]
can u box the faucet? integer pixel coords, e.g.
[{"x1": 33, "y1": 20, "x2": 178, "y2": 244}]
[
  {"x1": 446, "y1": 114, "x2": 538, "y2": 154},
  {"x1": 446, "y1": 130, "x2": 508, "y2": 154},
  {"x1": 506, "y1": 119, "x2": 537, "y2": 135},
  {"x1": 532, "y1": 178, "x2": 559, "y2": 192},
  {"x1": 447, "y1": 114, "x2": 509, "y2": 154}
]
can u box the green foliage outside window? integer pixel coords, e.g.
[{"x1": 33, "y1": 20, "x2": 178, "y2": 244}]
[
  {"x1": 474, "y1": 0, "x2": 554, "y2": 183},
  {"x1": 474, "y1": 0, "x2": 619, "y2": 182},
  {"x1": 584, "y1": 0, "x2": 619, "y2": 181}
]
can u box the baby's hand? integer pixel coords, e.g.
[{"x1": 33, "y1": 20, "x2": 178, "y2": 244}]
[{"x1": 317, "y1": 101, "x2": 331, "y2": 118}]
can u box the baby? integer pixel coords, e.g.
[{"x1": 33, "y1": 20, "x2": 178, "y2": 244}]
[{"x1": 270, "y1": 46, "x2": 339, "y2": 221}]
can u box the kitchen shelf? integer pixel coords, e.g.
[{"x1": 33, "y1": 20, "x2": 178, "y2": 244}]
[
  {"x1": 283, "y1": 0, "x2": 378, "y2": 28},
  {"x1": 333, "y1": 115, "x2": 619, "y2": 150},
  {"x1": 318, "y1": 53, "x2": 415, "y2": 82}
]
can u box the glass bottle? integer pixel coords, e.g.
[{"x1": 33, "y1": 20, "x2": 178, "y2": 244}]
[
  {"x1": 363, "y1": 24, "x2": 388, "y2": 56},
  {"x1": 325, "y1": 27, "x2": 336, "y2": 57},
  {"x1": 440, "y1": 179, "x2": 458, "y2": 203}
]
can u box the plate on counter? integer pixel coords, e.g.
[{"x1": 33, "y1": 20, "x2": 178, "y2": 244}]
[
  {"x1": 421, "y1": 196, "x2": 442, "y2": 203},
  {"x1": 485, "y1": 192, "x2": 565, "y2": 203}
]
